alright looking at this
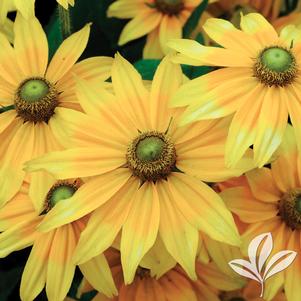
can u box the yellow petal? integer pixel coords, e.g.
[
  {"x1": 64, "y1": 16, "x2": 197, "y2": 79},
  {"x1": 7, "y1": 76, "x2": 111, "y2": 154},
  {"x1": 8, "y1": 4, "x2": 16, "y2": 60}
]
[
  {"x1": 46, "y1": 225, "x2": 76, "y2": 301},
  {"x1": 46, "y1": 23, "x2": 91, "y2": 83},
  {"x1": 253, "y1": 87, "x2": 288, "y2": 167},
  {"x1": 73, "y1": 177, "x2": 138, "y2": 264},
  {"x1": 118, "y1": 10, "x2": 162, "y2": 45},
  {"x1": 0, "y1": 217, "x2": 42, "y2": 257},
  {"x1": 107, "y1": 0, "x2": 144, "y2": 18},
  {"x1": 80, "y1": 253, "x2": 117, "y2": 297},
  {"x1": 37, "y1": 169, "x2": 132, "y2": 232},
  {"x1": 14, "y1": 0, "x2": 34, "y2": 18},
  {"x1": 0, "y1": 122, "x2": 35, "y2": 207},
  {"x1": 143, "y1": 27, "x2": 164, "y2": 59},
  {"x1": 149, "y1": 54, "x2": 182, "y2": 132},
  {"x1": 25, "y1": 145, "x2": 125, "y2": 179},
  {"x1": 225, "y1": 84, "x2": 264, "y2": 168},
  {"x1": 280, "y1": 25, "x2": 301, "y2": 47},
  {"x1": 169, "y1": 173, "x2": 240, "y2": 246},
  {"x1": 121, "y1": 182, "x2": 160, "y2": 284},
  {"x1": 221, "y1": 186, "x2": 278, "y2": 223},
  {"x1": 20, "y1": 231, "x2": 55, "y2": 301},
  {"x1": 0, "y1": 110, "x2": 16, "y2": 135},
  {"x1": 246, "y1": 168, "x2": 281, "y2": 203},
  {"x1": 168, "y1": 39, "x2": 252, "y2": 67},
  {"x1": 0, "y1": 191, "x2": 36, "y2": 231},
  {"x1": 240, "y1": 13, "x2": 278, "y2": 45},
  {"x1": 203, "y1": 17, "x2": 261, "y2": 56},
  {"x1": 159, "y1": 15, "x2": 182, "y2": 55},
  {"x1": 157, "y1": 181, "x2": 198, "y2": 280},
  {"x1": 14, "y1": 14, "x2": 48, "y2": 77},
  {"x1": 112, "y1": 53, "x2": 150, "y2": 131}
]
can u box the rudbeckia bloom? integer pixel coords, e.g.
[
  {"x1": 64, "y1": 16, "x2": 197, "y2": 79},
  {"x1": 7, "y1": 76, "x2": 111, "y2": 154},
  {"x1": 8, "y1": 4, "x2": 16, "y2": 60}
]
[
  {"x1": 77, "y1": 249, "x2": 243, "y2": 301},
  {"x1": 107, "y1": 0, "x2": 202, "y2": 58},
  {"x1": 0, "y1": 178, "x2": 117, "y2": 301},
  {"x1": 168, "y1": 13, "x2": 301, "y2": 167},
  {"x1": 26, "y1": 54, "x2": 254, "y2": 283},
  {"x1": 0, "y1": 14, "x2": 112, "y2": 207},
  {"x1": 0, "y1": 0, "x2": 75, "y2": 22},
  {"x1": 220, "y1": 126, "x2": 301, "y2": 301}
]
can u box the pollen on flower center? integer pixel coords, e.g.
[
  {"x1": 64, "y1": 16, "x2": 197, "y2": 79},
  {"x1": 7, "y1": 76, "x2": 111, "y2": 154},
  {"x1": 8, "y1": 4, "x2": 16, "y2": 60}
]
[
  {"x1": 254, "y1": 46, "x2": 297, "y2": 87},
  {"x1": 126, "y1": 131, "x2": 176, "y2": 182},
  {"x1": 154, "y1": 0, "x2": 184, "y2": 15},
  {"x1": 278, "y1": 188, "x2": 301, "y2": 230},
  {"x1": 136, "y1": 267, "x2": 151, "y2": 279},
  {"x1": 15, "y1": 77, "x2": 59, "y2": 123},
  {"x1": 43, "y1": 179, "x2": 82, "y2": 213}
]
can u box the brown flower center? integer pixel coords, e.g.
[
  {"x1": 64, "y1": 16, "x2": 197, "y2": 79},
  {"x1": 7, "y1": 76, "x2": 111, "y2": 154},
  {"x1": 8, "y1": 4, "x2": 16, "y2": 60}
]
[
  {"x1": 253, "y1": 46, "x2": 297, "y2": 87},
  {"x1": 278, "y1": 188, "x2": 301, "y2": 230},
  {"x1": 136, "y1": 267, "x2": 151, "y2": 279},
  {"x1": 154, "y1": 0, "x2": 184, "y2": 15},
  {"x1": 43, "y1": 179, "x2": 82, "y2": 213},
  {"x1": 15, "y1": 77, "x2": 59, "y2": 123},
  {"x1": 126, "y1": 131, "x2": 176, "y2": 182}
]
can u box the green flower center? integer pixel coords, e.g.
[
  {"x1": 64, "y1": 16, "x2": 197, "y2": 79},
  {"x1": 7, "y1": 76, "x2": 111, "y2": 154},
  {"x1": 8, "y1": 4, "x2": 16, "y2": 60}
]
[
  {"x1": 19, "y1": 79, "x2": 50, "y2": 103},
  {"x1": 126, "y1": 131, "x2": 176, "y2": 182},
  {"x1": 136, "y1": 137, "x2": 165, "y2": 162},
  {"x1": 43, "y1": 179, "x2": 82, "y2": 213},
  {"x1": 254, "y1": 46, "x2": 297, "y2": 87},
  {"x1": 154, "y1": 0, "x2": 184, "y2": 15},
  {"x1": 50, "y1": 185, "x2": 76, "y2": 207},
  {"x1": 278, "y1": 188, "x2": 301, "y2": 230},
  {"x1": 15, "y1": 77, "x2": 59, "y2": 123},
  {"x1": 261, "y1": 47, "x2": 293, "y2": 72}
]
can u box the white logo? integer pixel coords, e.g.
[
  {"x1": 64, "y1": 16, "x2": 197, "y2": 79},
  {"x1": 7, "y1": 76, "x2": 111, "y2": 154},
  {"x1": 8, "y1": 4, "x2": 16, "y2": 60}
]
[{"x1": 228, "y1": 232, "x2": 297, "y2": 298}]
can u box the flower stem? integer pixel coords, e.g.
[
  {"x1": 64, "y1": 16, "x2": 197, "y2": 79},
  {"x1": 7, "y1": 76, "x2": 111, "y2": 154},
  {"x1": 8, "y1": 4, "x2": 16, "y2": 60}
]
[{"x1": 58, "y1": 5, "x2": 72, "y2": 39}]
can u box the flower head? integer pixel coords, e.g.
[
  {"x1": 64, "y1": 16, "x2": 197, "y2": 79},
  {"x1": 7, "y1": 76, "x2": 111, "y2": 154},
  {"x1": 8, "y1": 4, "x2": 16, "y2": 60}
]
[
  {"x1": 168, "y1": 13, "x2": 301, "y2": 168},
  {"x1": 25, "y1": 54, "x2": 254, "y2": 283}
]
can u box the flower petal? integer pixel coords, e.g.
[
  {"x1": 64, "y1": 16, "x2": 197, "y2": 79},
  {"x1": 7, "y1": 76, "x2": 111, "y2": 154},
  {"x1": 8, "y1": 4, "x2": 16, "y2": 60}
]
[
  {"x1": 157, "y1": 181, "x2": 198, "y2": 280},
  {"x1": 20, "y1": 231, "x2": 55, "y2": 301},
  {"x1": 169, "y1": 173, "x2": 240, "y2": 246},
  {"x1": 121, "y1": 182, "x2": 160, "y2": 284},
  {"x1": 143, "y1": 27, "x2": 164, "y2": 59},
  {"x1": 118, "y1": 10, "x2": 162, "y2": 46},
  {"x1": 14, "y1": 14, "x2": 48, "y2": 77},
  {"x1": 14, "y1": 0, "x2": 35, "y2": 19},
  {"x1": 37, "y1": 169, "x2": 132, "y2": 232},
  {"x1": 240, "y1": 13, "x2": 278, "y2": 46},
  {"x1": 74, "y1": 177, "x2": 138, "y2": 264},
  {"x1": 46, "y1": 225, "x2": 76, "y2": 301},
  {"x1": 0, "y1": 217, "x2": 42, "y2": 257},
  {"x1": 107, "y1": 0, "x2": 144, "y2": 18},
  {"x1": 46, "y1": 24, "x2": 91, "y2": 83},
  {"x1": 80, "y1": 253, "x2": 117, "y2": 297},
  {"x1": 0, "y1": 110, "x2": 16, "y2": 135}
]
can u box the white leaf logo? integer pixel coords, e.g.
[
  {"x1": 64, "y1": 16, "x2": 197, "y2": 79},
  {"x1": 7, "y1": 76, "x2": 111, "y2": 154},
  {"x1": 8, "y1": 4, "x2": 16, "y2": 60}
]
[{"x1": 228, "y1": 232, "x2": 297, "y2": 297}]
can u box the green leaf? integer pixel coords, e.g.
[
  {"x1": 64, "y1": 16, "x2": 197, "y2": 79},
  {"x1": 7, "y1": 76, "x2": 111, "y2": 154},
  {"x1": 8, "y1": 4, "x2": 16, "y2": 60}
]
[
  {"x1": 134, "y1": 59, "x2": 161, "y2": 80},
  {"x1": 183, "y1": 0, "x2": 208, "y2": 38}
]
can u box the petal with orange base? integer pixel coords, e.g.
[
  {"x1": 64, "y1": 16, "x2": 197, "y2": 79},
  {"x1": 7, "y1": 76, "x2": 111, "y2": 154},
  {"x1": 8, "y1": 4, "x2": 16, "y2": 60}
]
[{"x1": 121, "y1": 182, "x2": 160, "y2": 284}]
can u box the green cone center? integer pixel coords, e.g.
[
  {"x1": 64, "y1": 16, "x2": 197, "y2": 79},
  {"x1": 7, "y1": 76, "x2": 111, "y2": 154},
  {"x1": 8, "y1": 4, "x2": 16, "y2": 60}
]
[
  {"x1": 261, "y1": 47, "x2": 293, "y2": 72},
  {"x1": 50, "y1": 185, "x2": 76, "y2": 207},
  {"x1": 19, "y1": 79, "x2": 50, "y2": 103},
  {"x1": 136, "y1": 136, "x2": 165, "y2": 162}
]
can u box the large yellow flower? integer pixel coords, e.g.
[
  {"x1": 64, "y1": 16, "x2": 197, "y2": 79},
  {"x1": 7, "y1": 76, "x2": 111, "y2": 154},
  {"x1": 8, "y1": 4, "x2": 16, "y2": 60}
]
[
  {"x1": 0, "y1": 178, "x2": 117, "y2": 301},
  {"x1": 168, "y1": 13, "x2": 301, "y2": 168},
  {"x1": 76, "y1": 248, "x2": 243, "y2": 301},
  {"x1": 107, "y1": 0, "x2": 202, "y2": 58},
  {"x1": 26, "y1": 54, "x2": 255, "y2": 284},
  {"x1": 0, "y1": 14, "x2": 112, "y2": 207},
  {"x1": 0, "y1": 0, "x2": 74, "y2": 22},
  {"x1": 220, "y1": 126, "x2": 301, "y2": 301}
]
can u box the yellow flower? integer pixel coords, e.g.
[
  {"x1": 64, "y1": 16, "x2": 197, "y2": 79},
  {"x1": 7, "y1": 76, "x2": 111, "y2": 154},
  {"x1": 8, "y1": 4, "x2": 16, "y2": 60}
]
[
  {"x1": 0, "y1": 0, "x2": 74, "y2": 22},
  {"x1": 168, "y1": 13, "x2": 301, "y2": 168},
  {"x1": 77, "y1": 248, "x2": 243, "y2": 301},
  {"x1": 0, "y1": 178, "x2": 117, "y2": 301},
  {"x1": 220, "y1": 126, "x2": 301, "y2": 301},
  {"x1": 25, "y1": 54, "x2": 255, "y2": 284},
  {"x1": 0, "y1": 14, "x2": 113, "y2": 208},
  {"x1": 107, "y1": 0, "x2": 202, "y2": 58}
]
